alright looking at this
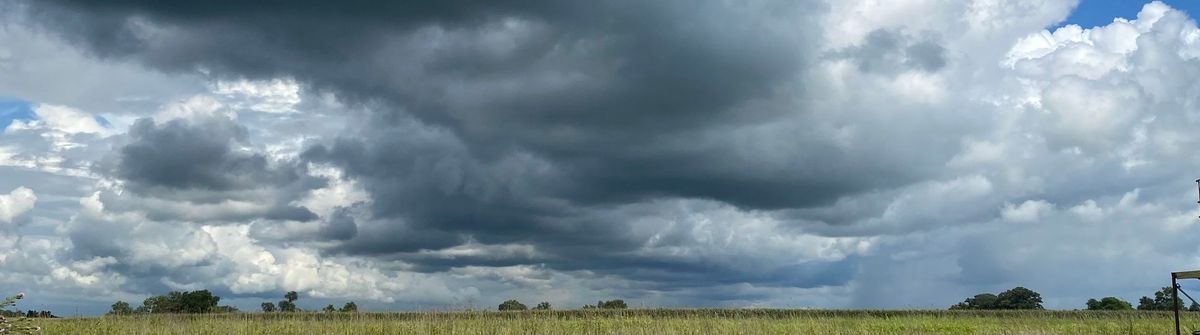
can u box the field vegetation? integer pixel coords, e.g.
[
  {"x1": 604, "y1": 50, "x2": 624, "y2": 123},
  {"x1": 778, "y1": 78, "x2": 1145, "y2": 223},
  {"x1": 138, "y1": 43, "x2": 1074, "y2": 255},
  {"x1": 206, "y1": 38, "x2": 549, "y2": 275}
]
[
  {"x1": 12, "y1": 286, "x2": 1200, "y2": 334},
  {"x1": 33, "y1": 309, "x2": 1200, "y2": 335}
]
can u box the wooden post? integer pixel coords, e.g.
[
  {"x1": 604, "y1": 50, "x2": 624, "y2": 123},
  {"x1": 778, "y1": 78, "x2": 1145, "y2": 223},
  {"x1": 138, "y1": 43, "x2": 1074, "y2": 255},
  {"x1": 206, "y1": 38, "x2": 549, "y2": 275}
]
[{"x1": 1176, "y1": 273, "x2": 1182, "y2": 335}]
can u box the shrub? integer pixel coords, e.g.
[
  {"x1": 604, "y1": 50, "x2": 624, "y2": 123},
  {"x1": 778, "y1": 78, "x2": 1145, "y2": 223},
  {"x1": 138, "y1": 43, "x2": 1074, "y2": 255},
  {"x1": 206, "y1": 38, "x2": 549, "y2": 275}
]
[
  {"x1": 534, "y1": 302, "x2": 551, "y2": 310},
  {"x1": 339, "y1": 302, "x2": 358, "y2": 313}
]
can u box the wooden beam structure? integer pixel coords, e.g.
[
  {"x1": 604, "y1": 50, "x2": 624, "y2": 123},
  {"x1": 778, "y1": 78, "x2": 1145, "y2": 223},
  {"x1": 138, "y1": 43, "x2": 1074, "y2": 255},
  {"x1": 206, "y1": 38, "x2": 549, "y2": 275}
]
[
  {"x1": 1175, "y1": 271, "x2": 1200, "y2": 280},
  {"x1": 1173, "y1": 270, "x2": 1200, "y2": 335}
]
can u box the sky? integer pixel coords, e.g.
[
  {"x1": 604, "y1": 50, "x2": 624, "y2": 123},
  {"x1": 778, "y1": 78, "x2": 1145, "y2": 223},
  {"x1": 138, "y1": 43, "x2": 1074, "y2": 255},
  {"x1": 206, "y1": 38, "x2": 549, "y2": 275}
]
[
  {"x1": 2, "y1": 0, "x2": 1200, "y2": 315},
  {"x1": 1060, "y1": 0, "x2": 1199, "y2": 28}
]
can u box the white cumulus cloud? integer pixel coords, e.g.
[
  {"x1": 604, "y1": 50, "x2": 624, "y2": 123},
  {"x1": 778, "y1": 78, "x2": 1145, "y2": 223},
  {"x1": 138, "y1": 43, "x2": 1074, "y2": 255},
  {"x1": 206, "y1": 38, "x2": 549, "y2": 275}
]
[{"x1": 0, "y1": 187, "x2": 36, "y2": 224}]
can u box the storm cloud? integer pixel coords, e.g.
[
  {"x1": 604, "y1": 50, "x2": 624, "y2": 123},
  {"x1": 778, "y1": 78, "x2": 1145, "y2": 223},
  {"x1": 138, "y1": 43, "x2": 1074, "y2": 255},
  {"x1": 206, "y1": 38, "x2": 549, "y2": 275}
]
[
  {"x1": 16, "y1": 0, "x2": 879, "y2": 285},
  {"x1": 3, "y1": 0, "x2": 1200, "y2": 314}
]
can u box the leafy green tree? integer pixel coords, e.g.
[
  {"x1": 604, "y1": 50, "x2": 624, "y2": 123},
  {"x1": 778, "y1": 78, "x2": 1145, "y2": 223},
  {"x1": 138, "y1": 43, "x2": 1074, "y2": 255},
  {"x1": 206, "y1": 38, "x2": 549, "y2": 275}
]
[
  {"x1": 177, "y1": 290, "x2": 220, "y2": 313},
  {"x1": 1086, "y1": 297, "x2": 1133, "y2": 310},
  {"x1": 322, "y1": 304, "x2": 336, "y2": 313},
  {"x1": 279, "y1": 291, "x2": 300, "y2": 312},
  {"x1": 498, "y1": 299, "x2": 528, "y2": 311},
  {"x1": 142, "y1": 294, "x2": 178, "y2": 313},
  {"x1": 994, "y1": 287, "x2": 1043, "y2": 309},
  {"x1": 339, "y1": 302, "x2": 358, "y2": 313},
  {"x1": 1137, "y1": 287, "x2": 1176, "y2": 311},
  {"x1": 109, "y1": 301, "x2": 134, "y2": 315},
  {"x1": 278, "y1": 300, "x2": 297, "y2": 312},
  {"x1": 260, "y1": 302, "x2": 276, "y2": 313},
  {"x1": 534, "y1": 302, "x2": 551, "y2": 310},
  {"x1": 138, "y1": 290, "x2": 221, "y2": 314},
  {"x1": 950, "y1": 293, "x2": 998, "y2": 310}
]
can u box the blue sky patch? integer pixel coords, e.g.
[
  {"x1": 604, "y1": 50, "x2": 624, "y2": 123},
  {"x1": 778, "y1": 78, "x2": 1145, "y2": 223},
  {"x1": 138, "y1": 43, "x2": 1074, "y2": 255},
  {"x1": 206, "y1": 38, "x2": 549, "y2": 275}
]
[
  {"x1": 0, "y1": 97, "x2": 36, "y2": 131},
  {"x1": 1058, "y1": 0, "x2": 1200, "y2": 29},
  {"x1": 94, "y1": 114, "x2": 111, "y2": 127}
]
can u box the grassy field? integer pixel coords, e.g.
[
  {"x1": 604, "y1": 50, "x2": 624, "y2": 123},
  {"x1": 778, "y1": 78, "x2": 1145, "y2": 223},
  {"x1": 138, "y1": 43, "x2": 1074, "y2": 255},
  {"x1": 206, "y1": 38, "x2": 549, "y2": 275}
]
[{"x1": 33, "y1": 309, "x2": 1200, "y2": 335}]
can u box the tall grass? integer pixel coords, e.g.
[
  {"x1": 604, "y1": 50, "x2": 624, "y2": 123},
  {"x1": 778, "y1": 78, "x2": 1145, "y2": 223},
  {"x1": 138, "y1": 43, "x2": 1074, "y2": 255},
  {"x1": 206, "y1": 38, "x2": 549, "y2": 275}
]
[{"x1": 36, "y1": 309, "x2": 1200, "y2": 335}]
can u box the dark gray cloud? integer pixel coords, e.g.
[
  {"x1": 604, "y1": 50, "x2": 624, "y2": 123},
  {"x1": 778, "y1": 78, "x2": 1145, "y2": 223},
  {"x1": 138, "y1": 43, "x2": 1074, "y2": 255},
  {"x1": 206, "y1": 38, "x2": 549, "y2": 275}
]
[
  {"x1": 22, "y1": 0, "x2": 855, "y2": 205},
  {"x1": 11, "y1": 0, "x2": 918, "y2": 295},
  {"x1": 4, "y1": 0, "x2": 1027, "y2": 306},
  {"x1": 107, "y1": 117, "x2": 323, "y2": 222},
  {"x1": 11, "y1": 0, "x2": 1200, "y2": 315},
  {"x1": 120, "y1": 118, "x2": 272, "y2": 191}
]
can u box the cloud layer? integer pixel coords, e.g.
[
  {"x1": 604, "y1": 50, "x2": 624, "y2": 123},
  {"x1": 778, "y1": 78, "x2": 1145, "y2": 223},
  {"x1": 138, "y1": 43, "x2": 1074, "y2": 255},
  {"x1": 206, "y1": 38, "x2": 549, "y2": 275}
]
[{"x1": 2, "y1": 0, "x2": 1200, "y2": 314}]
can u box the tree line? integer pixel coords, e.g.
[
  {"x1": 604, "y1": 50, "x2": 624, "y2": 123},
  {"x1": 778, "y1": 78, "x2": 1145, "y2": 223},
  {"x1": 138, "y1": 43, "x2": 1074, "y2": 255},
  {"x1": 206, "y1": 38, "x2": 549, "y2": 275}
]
[
  {"x1": 104, "y1": 286, "x2": 1200, "y2": 314},
  {"x1": 259, "y1": 291, "x2": 358, "y2": 313},
  {"x1": 0, "y1": 310, "x2": 55, "y2": 319},
  {"x1": 949, "y1": 286, "x2": 1200, "y2": 311},
  {"x1": 109, "y1": 290, "x2": 359, "y2": 315},
  {"x1": 497, "y1": 299, "x2": 628, "y2": 311},
  {"x1": 109, "y1": 290, "x2": 237, "y2": 315}
]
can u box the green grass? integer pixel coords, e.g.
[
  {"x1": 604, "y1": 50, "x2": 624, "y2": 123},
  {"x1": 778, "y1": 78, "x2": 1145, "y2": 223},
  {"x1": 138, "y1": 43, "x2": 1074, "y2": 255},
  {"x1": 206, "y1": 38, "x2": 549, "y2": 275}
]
[{"x1": 35, "y1": 309, "x2": 1200, "y2": 334}]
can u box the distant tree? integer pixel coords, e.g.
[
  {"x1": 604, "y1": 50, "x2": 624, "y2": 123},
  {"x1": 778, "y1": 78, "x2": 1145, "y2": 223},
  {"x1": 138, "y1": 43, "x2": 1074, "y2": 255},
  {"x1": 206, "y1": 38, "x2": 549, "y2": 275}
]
[
  {"x1": 322, "y1": 304, "x2": 336, "y2": 313},
  {"x1": 142, "y1": 294, "x2": 177, "y2": 313},
  {"x1": 1085, "y1": 297, "x2": 1132, "y2": 310},
  {"x1": 582, "y1": 304, "x2": 597, "y2": 309},
  {"x1": 498, "y1": 299, "x2": 528, "y2": 311},
  {"x1": 178, "y1": 290, "x2": 220, "y2": 313},
  {"x1": 1137, "y1": 297, "x2": 1157, "y2": 310},
  {"x1": 339, "y1": 302, "x2": 358, "y2": 313},
  {"x1": 1143, "y1": 295, "x2": 1200, "y2": 311},
  {"x1": 139, "y1": 290, "x2": 221, "y2": 314},
  {"x1": 213, "y1": 305, "x2": 238, "y2": 313},
  {"x1": 279, "y1": 291, "x2": 300, "y2": 312},
  {"x1": 534, "y1": 302, "x2": 551, "y2": 310},
  {"x1": 109, "y1": 301, "x2": 134, "y2": 315},
  {"x1": 951, "y1": 293, "x2": 998, "y2": 310},
  {"x1": 950, "y1": 288, "x2": 1042, "y2": 310},
  {"x1": 598, "y1": 299, "x2": 628, "y2": 309},
  {"x1": 278, "y1": 300, "x2": 297, "y2": 313},
  {"x1": 993, "y1": 287, "x2": 1043, "y2": 310},
  {"x1": 1138, "y1": 287, "x2": 1176, "y2": 311},
  {"x1": 261, "y1": 302, "x2": 277, "y2": 313}
]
